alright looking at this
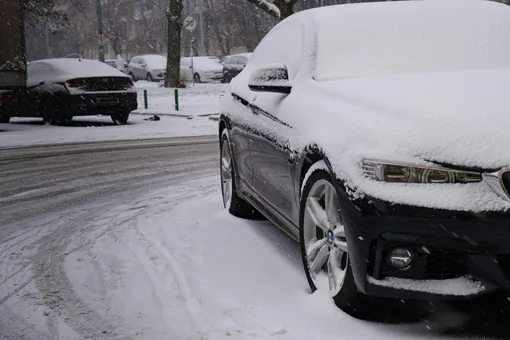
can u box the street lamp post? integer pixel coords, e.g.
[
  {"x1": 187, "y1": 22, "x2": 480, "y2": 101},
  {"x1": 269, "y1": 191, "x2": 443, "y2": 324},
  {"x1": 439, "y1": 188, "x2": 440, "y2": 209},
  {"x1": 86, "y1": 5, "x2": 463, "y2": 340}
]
[{"x1": 95, "y1": 0, "x2": 105, "y2": 62}]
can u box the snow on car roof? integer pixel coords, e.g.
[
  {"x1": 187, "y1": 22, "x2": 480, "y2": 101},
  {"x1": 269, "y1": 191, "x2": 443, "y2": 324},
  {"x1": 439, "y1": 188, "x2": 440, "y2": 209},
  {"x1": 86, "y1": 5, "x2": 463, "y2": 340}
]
[
  {"x1": 31, "y1": 58, "x2": 128, "y2": 79},
  {"x1": 139, "y1": 54, "x2": 167, "y2": 68},
  {"x1": 303, "y1": 0, "x2": 510, "y2": 80}
]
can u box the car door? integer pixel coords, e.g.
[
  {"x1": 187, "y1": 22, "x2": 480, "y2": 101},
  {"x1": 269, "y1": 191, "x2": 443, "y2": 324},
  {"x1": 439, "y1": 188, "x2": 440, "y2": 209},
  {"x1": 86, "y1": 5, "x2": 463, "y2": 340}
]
[{"x1": 243, "y1": 21, "x2": 305, "y2": 222}]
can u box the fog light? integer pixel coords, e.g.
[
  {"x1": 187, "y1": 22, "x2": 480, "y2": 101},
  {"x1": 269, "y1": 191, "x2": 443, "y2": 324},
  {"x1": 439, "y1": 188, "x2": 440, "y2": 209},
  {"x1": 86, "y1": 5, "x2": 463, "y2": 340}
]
[{"x1": 387, "y1": 248, "x2": 413, "y2": 270}]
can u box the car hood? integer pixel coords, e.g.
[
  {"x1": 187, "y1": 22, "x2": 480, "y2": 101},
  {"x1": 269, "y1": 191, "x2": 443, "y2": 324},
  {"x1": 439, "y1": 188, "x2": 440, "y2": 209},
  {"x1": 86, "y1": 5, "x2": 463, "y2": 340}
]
[{"x1": 311, "y1": 69, "x2": 510, "y2": 170}]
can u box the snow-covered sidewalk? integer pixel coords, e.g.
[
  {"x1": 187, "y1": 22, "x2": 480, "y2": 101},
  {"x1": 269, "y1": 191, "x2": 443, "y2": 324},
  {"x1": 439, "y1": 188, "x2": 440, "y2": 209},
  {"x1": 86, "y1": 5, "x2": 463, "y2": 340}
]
[
  {"x1": 133, "y1": 81, "x2": 226, "y2": 118},
  {"x1": 0, "y1": 115, "x2": 217, "y2": 148}
]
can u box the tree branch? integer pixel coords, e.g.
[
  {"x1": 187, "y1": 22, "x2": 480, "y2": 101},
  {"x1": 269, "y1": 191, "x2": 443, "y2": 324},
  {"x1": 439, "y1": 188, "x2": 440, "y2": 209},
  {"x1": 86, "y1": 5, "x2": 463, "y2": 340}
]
[{"x1": 245, "y1": 0, "x2": 280, "y2": 18}]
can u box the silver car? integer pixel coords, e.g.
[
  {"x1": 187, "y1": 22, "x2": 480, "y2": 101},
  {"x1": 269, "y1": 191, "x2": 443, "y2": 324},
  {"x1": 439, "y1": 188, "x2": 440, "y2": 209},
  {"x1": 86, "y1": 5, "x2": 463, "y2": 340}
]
[{"x1": 128, "y1": 54, "x2": 167, "y2": 82}]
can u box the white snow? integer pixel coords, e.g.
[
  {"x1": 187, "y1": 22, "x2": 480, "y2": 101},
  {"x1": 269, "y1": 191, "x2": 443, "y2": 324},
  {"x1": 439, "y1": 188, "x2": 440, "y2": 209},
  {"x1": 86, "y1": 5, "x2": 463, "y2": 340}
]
[
  {"x1": 0, "y1": 115, "x2": 216, "y2": 148},
  {"x1": 314, "y1": 1, "x2": 510, "y2": 80},
  {"x1": 142, "y1": 54, "x2": 167, "y2": 69},
  {"x1": 367, "y1": 276, "x2": 485, "y2": 296},
  {"x1": 223, "y1": 0, "x2": 510, "y2": 212},
  {"x1": 21, "y1": 180, "x2": 478, "y2": 339},
  {"x1": 28, "y1": 59, "x2": 128, "y2": 84},
  {"x1": 134, "y1": 81, "x2": 226, "y2": 117}
]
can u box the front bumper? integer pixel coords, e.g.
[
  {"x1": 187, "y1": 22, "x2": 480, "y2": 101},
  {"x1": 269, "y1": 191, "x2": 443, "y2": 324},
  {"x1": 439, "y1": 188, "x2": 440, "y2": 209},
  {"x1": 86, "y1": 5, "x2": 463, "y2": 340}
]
[{"x1": 339, "y1": 190, "x2": 510, "y2": 300}]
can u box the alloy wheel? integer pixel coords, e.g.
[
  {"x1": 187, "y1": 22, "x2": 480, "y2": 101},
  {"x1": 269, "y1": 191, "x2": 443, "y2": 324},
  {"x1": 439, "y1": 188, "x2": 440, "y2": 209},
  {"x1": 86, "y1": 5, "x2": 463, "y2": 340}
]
[
  {"x1": 220, "y1": 139, "x2": 233, "y2": 208},
  {"x1": 303, "y1": 179, "x2": 348, "y2": 295}
]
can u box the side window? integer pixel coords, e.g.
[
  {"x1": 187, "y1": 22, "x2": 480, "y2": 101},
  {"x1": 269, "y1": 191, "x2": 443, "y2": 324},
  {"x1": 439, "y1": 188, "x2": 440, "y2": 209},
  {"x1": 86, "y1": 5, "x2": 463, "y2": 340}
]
[
  {"x1": 140, "y1": 58, "x2": 146, "y2": 65},
  {"x1": 249, "y1": 21, "x2": 304, "y2": 79},
  {"x1": 131, "y1": 57, "x2": 138, "y2": 64},
  {"x1": 224, "y1": 57, "x2": 232, "y2": 65},
  {"x1": 232, "y1": 57, "x2": 242, "y2": 65},
  {"x1": 238, "y1": 57, "x2": 248, "y2": 66}
]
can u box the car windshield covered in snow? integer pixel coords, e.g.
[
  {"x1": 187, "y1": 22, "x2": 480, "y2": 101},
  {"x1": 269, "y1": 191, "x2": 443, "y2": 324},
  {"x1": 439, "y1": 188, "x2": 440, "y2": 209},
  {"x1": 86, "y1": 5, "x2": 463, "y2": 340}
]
[{"x1": 315, "y1": 2, "x2": 510, "y2": 80}]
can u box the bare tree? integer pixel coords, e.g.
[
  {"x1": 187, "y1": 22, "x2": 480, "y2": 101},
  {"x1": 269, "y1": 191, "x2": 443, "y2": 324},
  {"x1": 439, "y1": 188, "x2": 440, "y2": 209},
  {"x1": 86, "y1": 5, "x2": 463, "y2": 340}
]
[
  {"x1": 245, "y1": 0, "x2": 298, "y2": 20},
  {"x1": 165, "y1": 0, "x2": 183, "y2": 87}
]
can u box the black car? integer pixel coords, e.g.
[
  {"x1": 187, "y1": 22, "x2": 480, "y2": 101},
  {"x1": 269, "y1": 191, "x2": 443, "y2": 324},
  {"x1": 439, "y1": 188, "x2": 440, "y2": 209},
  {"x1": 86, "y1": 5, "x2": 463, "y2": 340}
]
[
  {"x1": 0, "y1": 58, "x2": 137, "y2": 125},
  {"x1": 221, "y1": 53, "x2": 251, "y2": 83},
  {"x1": 218, "y1": 1, "x2": 510, "y2": 320}
]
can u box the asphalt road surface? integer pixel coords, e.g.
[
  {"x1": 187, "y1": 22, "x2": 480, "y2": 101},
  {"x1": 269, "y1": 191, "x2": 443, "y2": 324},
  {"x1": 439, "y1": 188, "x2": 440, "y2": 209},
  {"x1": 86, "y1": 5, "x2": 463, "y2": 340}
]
[{"x1": 0, "y1": 136, "x2": 218, "y2": 339}]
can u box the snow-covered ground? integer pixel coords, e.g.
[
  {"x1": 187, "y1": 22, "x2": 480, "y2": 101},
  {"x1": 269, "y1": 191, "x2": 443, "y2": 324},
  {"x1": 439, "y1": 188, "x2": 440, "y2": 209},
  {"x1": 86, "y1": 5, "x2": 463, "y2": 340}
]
[
  {"x1": 133, "y1": 81, "x2": 226, "y2": 117},
  {"x1": 6, "y1": 176, "x2": 475, "y2": 340},
  {"x1": 0, "y1": 82, "x2": 226, "y2": 148}
]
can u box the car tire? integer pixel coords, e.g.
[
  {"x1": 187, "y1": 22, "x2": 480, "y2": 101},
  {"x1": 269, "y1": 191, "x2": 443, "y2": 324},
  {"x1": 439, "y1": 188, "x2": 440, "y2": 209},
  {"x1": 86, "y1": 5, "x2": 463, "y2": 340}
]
[
  {"x1": 40, "y1": 98, "x2": 57, "y2": 124},
  {"x1": 111, "y1": 112, "x2": 130, "y2": 125},
  {"x1": 300, "y1": 165, "x2": 374, "y2": 320},
  {"x1": 147, "y1": 73, "x2": 153, "y2": 82},
  {"x1": 223, "y1": 74, "x2": 232, "y2": 83},
  {"x1": 220, "y1": 130, "x2": 260, "y2": 219},
  {"x1": 0, "y1": 113, "x2": 10, "y2": 123},
  {"x1": 194, "y1": 73, "x2": 201, "y2": 83}
]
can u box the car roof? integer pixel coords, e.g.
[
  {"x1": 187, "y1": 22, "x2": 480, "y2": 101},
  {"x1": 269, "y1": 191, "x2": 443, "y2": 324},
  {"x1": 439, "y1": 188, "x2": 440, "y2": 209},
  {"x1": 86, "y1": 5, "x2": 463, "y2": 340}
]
[{"x1": 29, "y1": 58, "x2": 127, "y2": 78}]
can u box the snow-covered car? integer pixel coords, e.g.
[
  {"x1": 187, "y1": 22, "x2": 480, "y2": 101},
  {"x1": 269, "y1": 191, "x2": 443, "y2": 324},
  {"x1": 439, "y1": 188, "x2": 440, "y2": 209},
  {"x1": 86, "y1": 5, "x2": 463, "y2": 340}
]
[
  {"x1": 0, "y1": 58, "x2": 136, "y2": 124},
  {"x1": 221, "y1": 53, "x2": 252, "y2": 83},
  {"x1": 219, "y1": 0, "x2": 510, "y2": 319},
  {"x1": 181, "y1": 56, "x2": 223, "y2": 83},
  {"x1": 128, "y1": 54, "x2": 167, "y2": 82}
]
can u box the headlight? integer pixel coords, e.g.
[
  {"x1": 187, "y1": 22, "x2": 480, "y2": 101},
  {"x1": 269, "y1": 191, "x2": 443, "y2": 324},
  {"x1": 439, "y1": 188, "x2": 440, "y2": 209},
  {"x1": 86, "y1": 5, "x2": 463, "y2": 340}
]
[{"x1": 362, "y1": 160, "x2": 482, "y2": 184}]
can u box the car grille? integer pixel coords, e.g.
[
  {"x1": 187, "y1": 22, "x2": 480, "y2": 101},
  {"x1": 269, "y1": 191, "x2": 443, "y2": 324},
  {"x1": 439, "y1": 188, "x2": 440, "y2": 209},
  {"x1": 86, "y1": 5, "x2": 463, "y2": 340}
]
[
  {"x1": 67, "y1": 77, "x2": 133, "y2": 91},
  {"x1": 424, "y1": 248, "x2": 467, "y2": 280}
]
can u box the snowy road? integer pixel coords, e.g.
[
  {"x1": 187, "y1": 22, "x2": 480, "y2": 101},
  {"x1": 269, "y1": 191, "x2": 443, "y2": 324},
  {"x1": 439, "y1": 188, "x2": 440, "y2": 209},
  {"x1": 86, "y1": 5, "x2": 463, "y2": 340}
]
[{"x1": 0, "y1": 137, "x2": 506, "y2": 339}]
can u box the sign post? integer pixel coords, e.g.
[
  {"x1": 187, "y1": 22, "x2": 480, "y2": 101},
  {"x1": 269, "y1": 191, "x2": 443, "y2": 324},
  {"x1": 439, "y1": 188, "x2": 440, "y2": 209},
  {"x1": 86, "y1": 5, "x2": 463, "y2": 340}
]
[{"x1": 184, "y1": 15, "x2": 196, "y2": 86}]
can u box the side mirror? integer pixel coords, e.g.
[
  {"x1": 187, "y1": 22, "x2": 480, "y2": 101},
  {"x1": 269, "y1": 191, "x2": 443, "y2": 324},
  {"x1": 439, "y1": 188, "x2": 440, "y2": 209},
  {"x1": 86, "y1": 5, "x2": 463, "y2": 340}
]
[{"x1": 248, "y1": 64, "x2": 291, "y2": 94}]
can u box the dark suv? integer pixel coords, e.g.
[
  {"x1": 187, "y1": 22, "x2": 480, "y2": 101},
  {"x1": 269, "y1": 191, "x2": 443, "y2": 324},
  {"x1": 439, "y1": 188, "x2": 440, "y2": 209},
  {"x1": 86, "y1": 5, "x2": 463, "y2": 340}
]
[{"x1": 221, "y1": 53, "x2": 251, "y2": 83}]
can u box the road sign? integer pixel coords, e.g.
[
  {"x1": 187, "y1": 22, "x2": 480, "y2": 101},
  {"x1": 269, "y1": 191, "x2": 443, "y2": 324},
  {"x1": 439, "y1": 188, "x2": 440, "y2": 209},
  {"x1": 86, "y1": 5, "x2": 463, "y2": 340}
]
[{"x1": 184, "y1": 16, "x2": 196, "y2": 32}]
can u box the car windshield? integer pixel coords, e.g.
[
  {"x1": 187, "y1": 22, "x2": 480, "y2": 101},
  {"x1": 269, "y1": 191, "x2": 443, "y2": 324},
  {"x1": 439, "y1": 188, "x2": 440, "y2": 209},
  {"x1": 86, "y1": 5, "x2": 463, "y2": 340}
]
[
  {"x1": 315, "y1": 4, "x2": 510, "y2": 80},
  {"x1": 143, "y1": 55, "x2": 167, "y2": 69}
]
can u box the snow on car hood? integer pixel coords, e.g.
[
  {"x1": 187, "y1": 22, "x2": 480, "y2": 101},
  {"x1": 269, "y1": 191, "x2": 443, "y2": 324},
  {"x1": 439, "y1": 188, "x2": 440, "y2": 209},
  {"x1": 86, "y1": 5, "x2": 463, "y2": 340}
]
[
  {"x1": 224, "y1": 68, "x2": 510, "y2": 212},
  {"x1": 313, "y1": 69, "x2": 510, "y2": 170}
]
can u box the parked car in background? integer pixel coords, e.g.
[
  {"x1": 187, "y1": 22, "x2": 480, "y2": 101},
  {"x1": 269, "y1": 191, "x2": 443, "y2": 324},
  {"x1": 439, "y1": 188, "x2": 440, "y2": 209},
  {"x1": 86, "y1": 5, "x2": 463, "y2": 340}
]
[
  {"x1": 180, "y1": 56, "x2": 223, "y2": 83},
  {"x1": 219, "y1": 0, "x2": 510, "y2": 319},
  {"x1": 105, "y1": 59, "x2": 128, "y2": 74},
  {"x1": 0, "y1": 58, "x2": 136, "y2": 124},
  {"x1": 221, "y1": 53, "x2": 252, "y2": 83},
  {"x1": 128, "y1": 54, "x2": 167, "y2": 82}
]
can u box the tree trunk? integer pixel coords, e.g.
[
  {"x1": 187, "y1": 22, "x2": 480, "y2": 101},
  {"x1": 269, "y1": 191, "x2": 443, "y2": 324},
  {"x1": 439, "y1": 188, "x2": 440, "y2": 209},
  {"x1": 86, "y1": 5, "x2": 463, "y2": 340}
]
[{"x1": 165, "y1": 0, "x2": 183, "y2": 88}]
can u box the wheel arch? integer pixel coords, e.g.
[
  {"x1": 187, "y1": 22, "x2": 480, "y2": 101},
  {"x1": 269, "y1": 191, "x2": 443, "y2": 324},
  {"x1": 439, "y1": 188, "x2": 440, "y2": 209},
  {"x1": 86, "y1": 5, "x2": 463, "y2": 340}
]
[{"x1": 299, "y1": 145, "x2": 328, "y2": 195}]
